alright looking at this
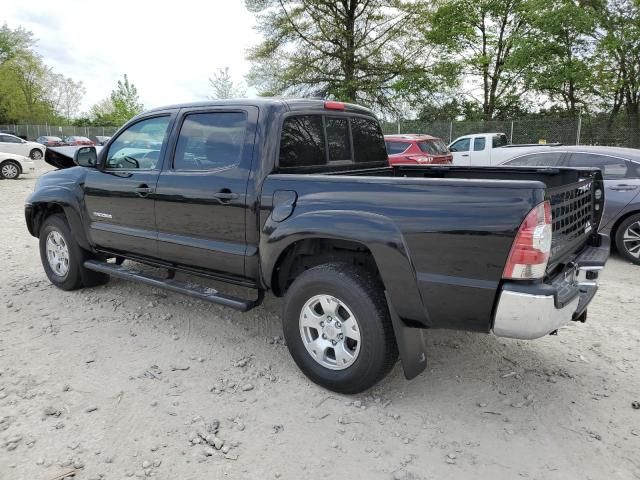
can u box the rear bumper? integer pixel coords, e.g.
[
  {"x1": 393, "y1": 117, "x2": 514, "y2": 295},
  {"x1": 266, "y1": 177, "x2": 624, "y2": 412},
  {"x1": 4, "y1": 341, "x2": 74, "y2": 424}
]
[{"x1": 492, "y1": 235, "x2": 609, "y2": 340}]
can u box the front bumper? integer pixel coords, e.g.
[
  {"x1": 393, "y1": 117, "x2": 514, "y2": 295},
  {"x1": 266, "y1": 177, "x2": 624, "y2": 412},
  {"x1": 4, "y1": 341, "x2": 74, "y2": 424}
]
[{"x1": 492, "y1": 235, "x2": 609, "y2": 340}]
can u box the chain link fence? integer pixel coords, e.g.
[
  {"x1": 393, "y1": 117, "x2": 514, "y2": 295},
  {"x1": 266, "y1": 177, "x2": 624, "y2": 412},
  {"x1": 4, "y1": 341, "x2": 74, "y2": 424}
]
[
  {"x1": 0, "y1": 124, "x2": 120, "y2": 142},
  {"x1": 381, "y1": 113, "x2": 640, "y2": 149}
]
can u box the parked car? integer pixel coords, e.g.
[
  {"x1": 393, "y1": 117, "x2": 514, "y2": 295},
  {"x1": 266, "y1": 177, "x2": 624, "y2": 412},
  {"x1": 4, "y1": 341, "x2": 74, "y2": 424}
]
[
  {"x1": 503, "y1": 146, "x2": 640, "y2": 264},
  {"x1": 0, "y1": 152, "x2": 35, "y2": 179},
  {"x1": 36, "y1": 136, "x2": 66, "y2": 147},
  {"x1": 25, "y1": 99, "x2": 607, "y2": 393},
  {"x1": 0, "y1": 133, "x2": 46, "y2": 160},
  {"x1": 449, "y1": 132, "x2": 560, "y2": 166},
  {"x1": 384, "y1": 134, "x2": 453, "y2": 165},
  {"x1": 95, "y1": 135, "x2": 111, "y2": 146},
  {"x1": 63, "y1": 136, "x2": 95, "y2": 146}
]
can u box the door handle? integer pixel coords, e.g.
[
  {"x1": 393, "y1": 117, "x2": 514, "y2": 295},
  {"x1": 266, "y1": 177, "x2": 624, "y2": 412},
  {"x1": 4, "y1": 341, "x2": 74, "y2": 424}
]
[
  {"x1": 610, "y1": 184, "x2": 638, "y2": 191},
  {"x1": 134, "y1": 184, "x2": 154, "y2": 197},
  {"x1": 213, "y1": 190, "x2": 239, "y2": 203},
  {"x1": 461, "y1": 154, "x2": 469, "y2": 157}
]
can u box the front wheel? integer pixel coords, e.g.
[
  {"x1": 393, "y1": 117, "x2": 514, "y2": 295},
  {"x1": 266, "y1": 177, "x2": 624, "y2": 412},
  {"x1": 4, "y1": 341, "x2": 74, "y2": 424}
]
[
  {"x1": 0, "y1": 161, "x2": 20, "y2": 179},
  {"x1": 30, "y1": 148, "x2": 43, "y2": 160},
  {"x1": 615, "y1": 213, "x2": 640, "y2": 264},
  {"x1": 39, "y1": 214, "x2": 109, "y2": 290},
  {"x1": 282, "y1": 263, "x2": 398, "y2": 394}
]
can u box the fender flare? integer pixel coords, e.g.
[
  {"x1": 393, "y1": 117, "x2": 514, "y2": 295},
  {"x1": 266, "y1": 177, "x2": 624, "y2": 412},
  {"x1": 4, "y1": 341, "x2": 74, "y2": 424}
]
[
  {"x1": 26, "y1": 187, "x2": 92, "y2": 251},
  {"x1": 260, "y1": 209, "x2": 430, "y2": 326}
]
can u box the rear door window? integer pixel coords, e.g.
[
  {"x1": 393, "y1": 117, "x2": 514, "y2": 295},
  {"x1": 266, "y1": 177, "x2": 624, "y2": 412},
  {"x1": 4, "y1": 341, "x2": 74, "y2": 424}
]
[
  {"x1": 279, "y1": 115, "x2": 327, "y2": 169},
  {"x1": 173, "y1": 112, "x2": 246, "y2": 171},
  {"x1": 566, "y1": 153, "x2": 628, "y2": 179},
  {"x1": 506, "y1": 152, "x2": 564, "y2": 166},
  {"x1": 473, "y1": 137, "x2": 486, "y2": 151},
  {"x1": 386, "y1": 141, "x2": 411, "y2": 155}
]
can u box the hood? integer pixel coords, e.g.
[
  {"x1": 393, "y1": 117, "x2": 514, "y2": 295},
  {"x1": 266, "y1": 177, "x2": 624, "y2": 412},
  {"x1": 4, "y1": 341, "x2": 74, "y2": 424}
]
[{"x1": 45, "y1": 145, "x2": 103, "y2": 169}]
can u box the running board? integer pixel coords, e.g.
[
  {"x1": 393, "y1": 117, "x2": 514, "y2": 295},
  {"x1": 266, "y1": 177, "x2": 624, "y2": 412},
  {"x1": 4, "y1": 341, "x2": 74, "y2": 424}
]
[{"x1": 83, "y1": 260, "x2": 263, "y2": 312}]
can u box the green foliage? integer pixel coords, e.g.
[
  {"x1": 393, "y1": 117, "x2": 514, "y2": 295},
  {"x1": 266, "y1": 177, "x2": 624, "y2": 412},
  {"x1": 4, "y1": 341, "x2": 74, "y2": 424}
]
[
  {"x1": 245, "y1": 0, "x2": 436, "y2": 112},
  {"x1": 209, "y1": 67, "x2": 246, "y2": 99},
  {"x1": 88, "y1": 75, "x2": 144, "y2": 126}
]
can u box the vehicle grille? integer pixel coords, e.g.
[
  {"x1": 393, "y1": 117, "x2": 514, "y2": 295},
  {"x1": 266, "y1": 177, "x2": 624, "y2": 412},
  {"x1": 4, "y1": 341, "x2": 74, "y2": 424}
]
[{"x1": 548, "y1": 178, "x2": 594, "y2": 262}]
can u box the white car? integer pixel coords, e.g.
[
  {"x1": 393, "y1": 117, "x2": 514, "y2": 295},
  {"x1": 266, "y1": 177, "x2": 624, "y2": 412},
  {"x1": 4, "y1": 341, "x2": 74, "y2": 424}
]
[
  {"x1": 0, "y1": 133, "x2": 46, "y2": 160},
  {"x1": 0, "y1": 152, "x2": 36, "y2": 179}
]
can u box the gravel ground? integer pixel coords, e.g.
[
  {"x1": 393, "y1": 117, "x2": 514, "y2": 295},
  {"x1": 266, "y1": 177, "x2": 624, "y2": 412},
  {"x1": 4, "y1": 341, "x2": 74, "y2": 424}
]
[{"x1": 1, "y1": 164, "x2": 639, "y2": 480}]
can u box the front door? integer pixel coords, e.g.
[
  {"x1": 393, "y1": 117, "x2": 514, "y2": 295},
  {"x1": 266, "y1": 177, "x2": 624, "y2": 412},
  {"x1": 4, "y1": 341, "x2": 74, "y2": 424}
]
[
  {"x1": 83, "y1": 114, "x2": 173, "y2": 257},
  {"x1": 154, "y1": 107, "x2": 257, "y2": 278},
  {"x1": 449, "y1": 137, "x2": 471, "y2": 165}
]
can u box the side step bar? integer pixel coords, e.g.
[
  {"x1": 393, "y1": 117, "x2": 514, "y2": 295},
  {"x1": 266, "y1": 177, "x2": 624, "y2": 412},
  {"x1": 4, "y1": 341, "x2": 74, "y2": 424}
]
[{"x1": 84, "y1": 260, "x2": 263, "y2": 312}]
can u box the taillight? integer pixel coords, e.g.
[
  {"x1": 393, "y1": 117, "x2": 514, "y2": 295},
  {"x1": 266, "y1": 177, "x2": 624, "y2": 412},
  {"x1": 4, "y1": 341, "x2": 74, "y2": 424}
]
[
  {"x1": 503, "y1": 201, "x2": 552, "y2": 280},
  {"x1": 407, "y1": 155, "x2": 433, "y2": 164},
  {"x1": 324, "y1": 101, "x2": 345, "y2": 111}
]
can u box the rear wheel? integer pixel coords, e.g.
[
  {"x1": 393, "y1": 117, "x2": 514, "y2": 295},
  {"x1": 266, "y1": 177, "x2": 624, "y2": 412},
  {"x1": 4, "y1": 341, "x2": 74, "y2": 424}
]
[
  {"x1": 615, "y1": 213, "x2": 640, "y2": 265},
  {"x1": 282, "y1": 263, "x2": 398, "y2": 394},
  {"x1": 30, "y1": 148, "x2": 43, "y2": 160},
  {"x1": 39, "y1": 214, "x2": 109, "y2": 290},
  {"x1": 0, "y1": 161, "x2": 20, "y2": 179}
]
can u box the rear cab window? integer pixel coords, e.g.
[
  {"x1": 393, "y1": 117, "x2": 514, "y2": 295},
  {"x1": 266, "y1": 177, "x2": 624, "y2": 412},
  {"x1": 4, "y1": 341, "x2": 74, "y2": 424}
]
[
  {"x1": 278, "y1": 114, "x2": 387, "y2": 171},
  {"x1": 492, "y1": 134, "x2": 508, "y2": 148}
]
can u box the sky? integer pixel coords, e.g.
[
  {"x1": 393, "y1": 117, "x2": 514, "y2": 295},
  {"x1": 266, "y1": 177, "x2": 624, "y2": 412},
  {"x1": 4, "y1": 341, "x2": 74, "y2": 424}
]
[{"x1": 2, "y1": 0, "x2": 261, "y2": 113}]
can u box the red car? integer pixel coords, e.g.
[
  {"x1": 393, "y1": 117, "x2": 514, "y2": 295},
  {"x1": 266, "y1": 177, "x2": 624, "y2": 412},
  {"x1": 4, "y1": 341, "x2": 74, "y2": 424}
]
[
  {"x1": 384, "y1": 134, "x2": 453, "y2": 165},
  {"x1": 63, "y1": 136, "x2": 95, "y2": 146}
]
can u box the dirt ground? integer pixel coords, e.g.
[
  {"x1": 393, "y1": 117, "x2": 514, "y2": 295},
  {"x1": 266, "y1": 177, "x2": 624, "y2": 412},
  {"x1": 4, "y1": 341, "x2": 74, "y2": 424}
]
[{"x1": 1, "y1": 163, "x2": 639, "y2": 480}]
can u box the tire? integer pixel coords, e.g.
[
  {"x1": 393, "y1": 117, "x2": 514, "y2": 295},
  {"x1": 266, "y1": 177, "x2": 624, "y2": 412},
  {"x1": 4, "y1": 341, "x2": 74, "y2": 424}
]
[
  {"x1": 282, "y1": 262, "x2": 398, "y2": 394},
  {"x1": 0, "y1": 160, "x2": 20, "y2": 179},
  {"x1": 30, "y1": 148, "x2": 43, "y2": 160},
  {"x1": 39, "y1": 214, "x2": 110, "y2": 290},
  {"x1": 615, "y1": 213, "x2": 640, "y2": 265}
]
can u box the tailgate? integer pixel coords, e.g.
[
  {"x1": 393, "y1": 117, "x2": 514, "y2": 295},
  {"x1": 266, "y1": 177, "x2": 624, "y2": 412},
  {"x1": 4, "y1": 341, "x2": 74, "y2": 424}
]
[{"x1": 546, "y1": 169, "x2": 604, "y2": 271}]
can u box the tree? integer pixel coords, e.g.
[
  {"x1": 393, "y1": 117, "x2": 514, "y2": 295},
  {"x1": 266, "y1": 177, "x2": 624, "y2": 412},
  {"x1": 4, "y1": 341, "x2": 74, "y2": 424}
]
[
  {"x1": 0, "y1": 24, "x2": 34, "y2": 66},
  {"x1": 517, "y1": 0, "x2": 598, "y2": 114},
  {"x1": 593, "y1": 0, "x2": 640, "y2": 146},
  {"x1": 45, "y1": 74, "x2": 86, "y2": 121},
  {"x1": 209, "y1": 67, "x2": 246, "y2": 99},
  {"x1": 427, "y1": 0, "x2": 530, "y2": 119},
  {"x1": 88, "y1": 75, "x2": 143, "y2": 126},
  {"x1": 245, "y1": 0, "x2": 426, "y2": 111}
]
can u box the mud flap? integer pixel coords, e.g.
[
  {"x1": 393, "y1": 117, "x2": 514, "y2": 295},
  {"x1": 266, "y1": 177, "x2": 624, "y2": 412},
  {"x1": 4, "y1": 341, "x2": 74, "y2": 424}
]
[{"x1": 385, "y1": 292, "x2": 427, "y2": 380}]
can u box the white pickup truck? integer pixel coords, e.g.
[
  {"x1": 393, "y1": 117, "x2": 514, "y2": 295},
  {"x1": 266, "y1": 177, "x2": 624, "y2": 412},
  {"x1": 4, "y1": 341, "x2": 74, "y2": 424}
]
[{"x1": 448, "y1": 133, "x2": 558, "y2": 166}]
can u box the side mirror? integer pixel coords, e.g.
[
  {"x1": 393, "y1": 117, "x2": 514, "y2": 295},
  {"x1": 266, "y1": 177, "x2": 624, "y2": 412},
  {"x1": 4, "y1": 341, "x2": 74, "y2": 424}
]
[
  {"x1": 74, "y1": 146, "x2": 98, "y2": 168},
  {"x1": 449, "y1": 146, "x2": 457, "y2": 152}
]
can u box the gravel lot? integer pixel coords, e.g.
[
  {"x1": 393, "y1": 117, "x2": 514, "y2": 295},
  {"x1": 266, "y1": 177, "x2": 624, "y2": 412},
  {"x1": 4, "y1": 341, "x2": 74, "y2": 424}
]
[{"x1": 1, "y1": 164, "x2": 639, "y2": 480}]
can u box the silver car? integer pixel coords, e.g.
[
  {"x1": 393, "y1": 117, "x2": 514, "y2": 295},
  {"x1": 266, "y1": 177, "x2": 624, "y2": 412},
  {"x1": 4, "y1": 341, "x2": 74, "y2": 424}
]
[{"x1": 503, "y1": 146, "x2": 640, "y2": 264}]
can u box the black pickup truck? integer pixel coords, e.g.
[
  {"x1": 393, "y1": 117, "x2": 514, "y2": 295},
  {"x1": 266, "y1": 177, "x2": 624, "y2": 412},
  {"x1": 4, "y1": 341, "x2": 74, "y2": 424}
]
[{"x1": 26, "y1": 99, "x2": 609, "y2": 393}]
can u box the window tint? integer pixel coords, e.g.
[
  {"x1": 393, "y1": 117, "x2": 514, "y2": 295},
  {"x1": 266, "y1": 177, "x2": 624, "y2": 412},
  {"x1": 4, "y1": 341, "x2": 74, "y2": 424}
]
[
  {"x1": 351, "y1": 117, "x2": 387, "y2": 163},
  {"x1": 325, "y1": 117, "x2": 351, "y2": 161},
  {"x1": 506, "y1": 152, "x2": 563, "y2": 166},
  {"x1": 386, "y1": 141, "x2": 411, "y2": 155},
  {"x1": 473, "y1": 137, "x2": 486, "y2": 151},
  {"x1": 105, "y1": 116, "x2": 170, "y2": 170},
  {"x1": 628, "y1": 161, "x2": 640, "y2": 178},
  {"x1": 1, "y1": 134, "x2": 21, "y2": 143},
  {"x1": 279, "y1": 115, "x2": 327, "y2": 169},
  {"x1": 418, "y1": 139, "x2": 448, "y2": 155},
  {"x1": 493, "y1": 134, "x2": 508, "y2": 148},
  {"x1": 173, "y1": 112, "x2": 246, "y2": 171},
  {"x1": 450, "y1": 138, "x2": 470, "y2": 152},
  {"x1": 566, "y1": 153, "x2": 628, "y2": 179}
]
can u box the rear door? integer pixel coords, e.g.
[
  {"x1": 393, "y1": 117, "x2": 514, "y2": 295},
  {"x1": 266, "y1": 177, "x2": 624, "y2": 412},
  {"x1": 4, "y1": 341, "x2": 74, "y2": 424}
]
[
  {"x1": 154, "y1": 106, "x2": 258, "y2": 278},
  {"x1": 0, "y1": 134, "x2": 25, "y2": 155},
  {"x1": 83, "y1": 114, "x2": 174, "y2": 257},
  {"x1": 565, "y1": 153, "x2": 640, "y2": 229},
  {"x1": 470, "y1": 136, "x2": 487, "y2": 165}
]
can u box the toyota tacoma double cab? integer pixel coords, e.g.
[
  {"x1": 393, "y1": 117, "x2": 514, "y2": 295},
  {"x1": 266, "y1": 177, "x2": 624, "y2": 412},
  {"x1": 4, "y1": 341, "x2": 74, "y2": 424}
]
[{"x1": 26, "y1": 99, "x2": 608, "y2": 393}]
